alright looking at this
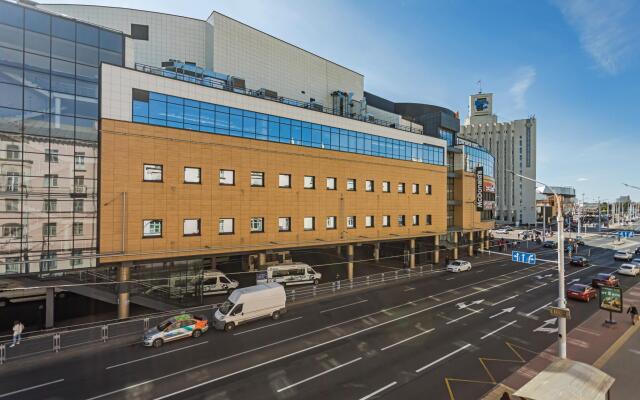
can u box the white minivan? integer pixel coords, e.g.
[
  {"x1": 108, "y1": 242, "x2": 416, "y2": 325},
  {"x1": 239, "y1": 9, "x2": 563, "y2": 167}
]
[
  {"x1": 145, "y1": 271, "x2": 238, "y2": 298},
  {"x1": 256, "y1": 263, "x2": 321, "y2": 286},
  {"x1": 214, "y1": 283, "x2": 286, "y2": 331}
]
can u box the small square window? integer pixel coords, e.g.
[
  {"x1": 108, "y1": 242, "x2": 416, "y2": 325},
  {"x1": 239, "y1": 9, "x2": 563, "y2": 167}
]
[
  {"x1": 382, "y1": 215, "x2": 390, "y2": 227},
  {"x1": 5, "y1": 199, "x2": 18, "y2": 212},
  {"x1": 412, "y1": 215, "x2": 419, "y2": 226},
  {"x1": 43, "y1": 199, "x2": 57, "y2": 212},
  {"x1": 143, "y1": 164, "x2": 162, "y2": 182},
  {"x1": 183, "y1": 219, "x2": 201, "y2": 236},
  {"x1": 397, "y1": 183, "x2": 405, "y2": 193},
  {"x1": 278, "y1": 217, "x2": 291, "y2": 232},
  {"x1": 425, "y1": 214, "x2": 432, "y2": 225},
  {"x1": 279, "y1": 174, "x2": 291, "y2": 188},
  {"x1": 43, "y1": 222, "x2": 57, "y2": 237},
  {"x1": 304, "y1": 176, "x2": 315, "y2": 189},
  {"x1": 73, "y1": 222, "x2": 84, "y2": 236},
  {"x1": 346, "y1": 179, "x2": 356, "y2": 191},
  {"x1": 365, "y1": 180, "x2": 374, "y2": 192},
  {"x1": 346, "y1": 216, "x2": 356, "y2": 229},
  {"x1": 45, "y1": 149, "x2": 59, "y2": 163},
  {"x1": 326, "y1": 216, "x2": 337, "y2": 229},
  {"x1": 425, "y1": 184, "x2": 432, "y2": 195},
  {"x1": 250, "y1": 217, "x2": 264, "y2": 233},
  {"x1": 131, "y1": 24, "x2": 149, "y2": 40},
  {"x1": 184, "y1": 167, "x2": 201, "y2": 184},
  {"x1": 398, "y1": 215, "x2": 405, "y2": 226},
  {"x1": 382, "y1": 181, "x2": 390, "y2": 193},
  {"x1": 326, "y1": 177, "x2": 337, "y2": 190},
  {"x1": 412, "y1": 183, "x2": 419, "y2": 194},
  {"x1": 73, "y1": 199, "x2": 84, "y2": 212},
  {"x1": 303, "y1": 216, "x2": 315, "y2": 231},
  {"x1": 143, "y1": 219, "x2": 162, "y2": 237},
  {"x1": 365, "y1": 215, "x2": 374, "y2": 228},
  {"x1": 219, "y1": 218, "x2": 234, "y2": 234},
  {"x1": 219, "y1": 169, "x2": 235, "y2": 185},
  {"x1": 251, "y1": 171, "x2": 264, "y2": 187}
]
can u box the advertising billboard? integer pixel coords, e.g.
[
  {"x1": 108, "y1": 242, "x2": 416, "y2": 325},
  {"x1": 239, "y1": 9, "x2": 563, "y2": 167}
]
[
  {"x1": 483, "y1": 177, "x2": 496, "y2": 211},
  {"x1": 474, "y1": 97, "x2": 490, "y2": 113},
  {"x1": 599, "y1": 286, "x2": 623, "y2": 313},
  {"x1": 475, "y1": 167, "x2": 484, "y2": 211}
]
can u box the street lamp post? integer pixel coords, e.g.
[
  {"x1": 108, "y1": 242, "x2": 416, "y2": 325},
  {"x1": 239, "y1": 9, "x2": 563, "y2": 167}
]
[{"x1": 508, "y1": 171, "x2": 567, "y2": 359}]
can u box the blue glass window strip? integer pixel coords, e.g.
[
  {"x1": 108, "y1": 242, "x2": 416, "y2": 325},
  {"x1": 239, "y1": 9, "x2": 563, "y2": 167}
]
[
  {"x1": 463, "y1": 145, "x2": 495, "y2": 178},
  {"x1": 132, "y1": 91, "x2": 445, "y2": 166}
]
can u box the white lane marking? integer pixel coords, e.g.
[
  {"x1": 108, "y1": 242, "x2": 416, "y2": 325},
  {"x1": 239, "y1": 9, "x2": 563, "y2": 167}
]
[
  {"x1": 415, "y1": 343, "x2": 472, "y2": 373},
  {"x1": 481, "y1": 320, "x2": 518, "y2": 340},
  {"x1": 489, "y1": 307, "x2": 515, "y2": 319},
  {"x1": 380, "y1": 328, "x2": 436, "y2": 351},
  {"x1": 85, "y1": 263, "x2": 558, "y2": 400},
  {"x1": 492, "y1": 294, "x2": 518, "y2": 306},
  {"x1": 446, "y1": 309, "x2": 484, "y2": 325},
  {"x1": 358, "y1": 381, "x2": 398, "y2": 400},
  {"x1": 404, "y1": 287, "x2": 416, "y2": 292},
  {"x1": 276, "y1": 357, "x2": 362, "y2": 393},
  {"x1": 233, "y1": 317, "x2": 304, "y2": 336},
  {"x1": 320, "y1": 299, "x2": 368, "y2": 313},
  {"x1": 525, "y1": 302, "x2": 552, "y2": 317},
  {"x1": 526, "y1": 283, "x2": 547, "y2": 292},
  {"x1": 446, "y1": 277, "x2": 456, "y2": 281},
  {"x1": 533, "y1": 318, "x2": 558, "y2": 334},
  {"x1": 0, "y1": 379, "x2": 64, "y2": 399},
  {"x1": 106, "y1": 341, "x2": 209, "y2": 370}
]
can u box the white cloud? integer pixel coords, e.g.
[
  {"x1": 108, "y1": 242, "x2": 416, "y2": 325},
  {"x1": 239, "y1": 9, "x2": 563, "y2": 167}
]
[
  {"x1": 554, "y1": 0, "x2": 638, "y2": 74},
  {"x1": 508, "y1": 66, "x2": 536, "y2": 111},
  {"x1": 577, "y1": 177, "x2": 589, "y2": 182}
]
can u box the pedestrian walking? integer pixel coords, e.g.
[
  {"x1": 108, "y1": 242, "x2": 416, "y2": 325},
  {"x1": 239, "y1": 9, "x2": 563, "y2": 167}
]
[
  {"x1": 627, "y1": 305, "x2": 639, "y2": 325},
  {"x1": 10, "y1": 321, "x2": 24, "y2": 347}
]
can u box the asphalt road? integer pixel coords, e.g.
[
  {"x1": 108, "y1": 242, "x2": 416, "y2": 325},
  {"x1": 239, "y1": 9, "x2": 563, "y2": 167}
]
[{"x1": 1, "y1": 237, "x2": 639, "y2": 400}]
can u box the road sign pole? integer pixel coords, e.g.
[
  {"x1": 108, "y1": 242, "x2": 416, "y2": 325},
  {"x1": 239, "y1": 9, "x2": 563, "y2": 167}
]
[{"x1": 556, "y1": 194, "x2": 567, "y2": 359}]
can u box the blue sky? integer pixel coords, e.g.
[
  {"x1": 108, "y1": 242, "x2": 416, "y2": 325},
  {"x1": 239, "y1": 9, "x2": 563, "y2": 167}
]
[{"x1": 40, "y1": 0, "x2": 640, "y2": 202}]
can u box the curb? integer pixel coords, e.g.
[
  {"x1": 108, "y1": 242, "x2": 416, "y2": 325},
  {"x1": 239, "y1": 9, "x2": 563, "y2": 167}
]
[{"x1": 593, "y1": 319, "x2": 640, "y2": 368}]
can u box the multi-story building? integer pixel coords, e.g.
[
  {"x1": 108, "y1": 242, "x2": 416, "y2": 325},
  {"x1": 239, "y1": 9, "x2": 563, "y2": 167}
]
[
  {"x1": 0, "y1": 0, "x2": 495, "y2": 311},
  {"x1": 460, "y1": 92, "x2": 537, "y2": 226}
]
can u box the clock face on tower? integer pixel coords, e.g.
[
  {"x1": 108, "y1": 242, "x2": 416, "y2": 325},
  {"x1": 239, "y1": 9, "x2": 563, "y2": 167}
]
[{"x1": 474, "y1": 97, "x2": 489, "y2": 112}]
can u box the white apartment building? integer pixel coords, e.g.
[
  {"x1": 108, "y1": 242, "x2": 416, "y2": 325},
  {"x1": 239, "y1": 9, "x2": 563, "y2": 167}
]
[{"x1": 460, "y1": 93, "x2": 536, "y2": 225}]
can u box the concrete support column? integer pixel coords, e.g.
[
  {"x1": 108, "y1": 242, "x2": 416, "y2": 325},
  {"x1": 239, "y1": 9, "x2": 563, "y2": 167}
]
[
  {"x1": 336, "y1": 245, "x2": 342, "y2": 256},
  {"x1": 117, "y1": 262, "x2": 131, "y2": 320},
  {"x1": 433, "y1": 236, "x2": 440, "y2": 264},
  {"x1": 373, "y1": 243, "x2": 380, "y2": 262},
  {"x1": 480, "y1": 231, "x2": 485, "y2": 251},
  {"x1": 452, "y1": 232, "x2": 459, "y2": 259},
  {"x1": 258, "y1": 253, "x2": 267, "y2": 269},
  {"x1": 484, "y1": 230, "x2": 489, "y2": 250},
  {"x1": 468, "y1": 232, "x2": 474, "y2": 256},
  {"x1": 347, "y1": 244, "x2": 354, "y2": 280},
  {"x1": 211, "y1": 256, "x2": 217, "y2": 271},
  {"x1": 45, "y1": 287, "x2": 55, "y2": 328},
  {"x1": 409, "y1": 239, "x2": 416, "y2": 268}
]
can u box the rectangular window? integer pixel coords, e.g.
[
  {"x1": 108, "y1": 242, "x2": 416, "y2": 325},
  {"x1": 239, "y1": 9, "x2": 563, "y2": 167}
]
[
  {"x1": 75, "y1": 152, "x2": 86, "y2": 170},
  {"x1": 382, "y1": 215, "x2": 390, "y2": 227},
  {"x1": 303, "y1": 176, "x2": 315, "y2": 189},
  {"x1": 44, "y1": 174, "x2": 58, "y2": 187},
  {"x1": 5, "y1": 257, "x2": 21, "y2": 274},
  {"x1": 3, "y1": 224, "x2": 21, "y2": 238},
  {"x1": 73, "y1": 222, "x2": 83, "y2": 236},
  {"x1": 131, "y1": 24, "x2": 149, "y2": 40},
  {"x1": 397, "y1": 183, "x2": 405, "y2": 193},
  {"x1": 43, "y1": 199, "x2": 57, "y2": 212},
  {"x1": 6, "y1": 145, "x2": 20, "y2": 160},
  {"x1": 412, "y1": 215, "x2": 419, "y2": 226},
  {"x1": 71, "y1": 250, "x2": 82, "y2": 267},
  {"x1": 425, "y1": 214, "x2": 432, "y2": 225},
  {"x1": 398, "y1": 215, "x2": 406, "y2": 226},
  {"x1": 183, "y1": 218, "x2": 201, "y2": 236},
  {"x1": 346, "y1": 179, "x2": 356, "y2": 191},
  {"x1": 251, "y1": 171, "x2": 264, "y2": 187},
  {"x1": 219, "y1": 169, "x2": 235, "y2": 185},
  {"x1": 5, "y1": 172, "x2": 20, "y2": 192},
  {"x1": 5, "y1": 199, "x2": 18, "y2": 212},
  {"x1": 346, "y1": 216, "x2": 356, "y2": 229},
  {"x1": 143, "y1": 164, "x2": 162, "y2": 182},
  {"x1": 303, "y1": 216, "x2": 315, "y2": 231},
  {"x1": 425, "y1": 184, "x2": 432, "y2": 195},
  {"x1": 184, "y1": 167, "x2": 201, "y2": 184},
  {"x1": 278, "y1": 217, "x2": 291, "y2": 232},
  {"x1": 365, "y1": 180, "x2": 374, "y2": 192},
  {"x1": 73, "y1": 199, "x2": 84, "y2": 212},
  {"x1": 382, "y1": 181, "x2": 390, "y2": 192},
  {"x1": 250, "y1": 217, "x2": 264, "y2": 233},
  {"x1": 365, "y1": 215, "x2": 374, "y2": 228},
  {"x1": 278, "y1": 174, "x2": 291, "y2": 188},
  {"x1": 326, "y1": 216, "x2": 336, "y2": 230},
  {"x1": 412, "y1": 183, "x2": 419, "y2": 194},
  {"x1": 218, "y1": 218, "x2": 234, "y2": 234},
  {"x1": 326, "y1": 177, "x2": 336, "y2": 190},
  {"x1": 43, "y1": 222, "x2": 57, "y2": 237},
  {"x1": 143, "y1": 219, "x2": 162, "y2": 237},
  {"x1": 45, "y1": 149, "x2": 59, "y2": 163}
]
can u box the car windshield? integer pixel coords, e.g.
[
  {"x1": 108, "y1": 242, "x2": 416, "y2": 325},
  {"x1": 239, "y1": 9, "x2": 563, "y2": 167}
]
[
  {"x1": 156, "y1": 320, "x2": 173, "y2": 331},
  {"x1": 219, "y1": 300, "x2": 235, "y2": 315},
  {"x1": 596, "y1": 273, "x2": 611, "y2": 279},
  {"x1": 569, "y1": 284, "x2": 587, "y2": 291}
]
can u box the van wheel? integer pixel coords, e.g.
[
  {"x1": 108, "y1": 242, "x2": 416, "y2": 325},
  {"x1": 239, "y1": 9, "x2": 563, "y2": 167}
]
[
  {"x1": 224, "y1": 323, "x2": 235, "y2": 332},
  {"x1": 272, "y1": 311, "x2": 281, "y2": 320},
  {"x1": 152, "y1": 339, "x2": 163, "y2": 348},
  {"x1": 313, "y1": 279, "x2": 319, "y2": 285},
  {"x1": 192, "y1": 329, "x2": 202, "y2": 338}
]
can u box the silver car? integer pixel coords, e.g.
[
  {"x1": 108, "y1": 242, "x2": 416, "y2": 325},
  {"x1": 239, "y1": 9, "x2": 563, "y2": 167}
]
[{"x1": 142, "y1": 314, "x2": 209, "y2": 348}]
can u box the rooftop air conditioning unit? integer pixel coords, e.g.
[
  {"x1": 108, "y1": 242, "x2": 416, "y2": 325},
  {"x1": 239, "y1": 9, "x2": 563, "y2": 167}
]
[
  {"x1": 258, "y1": 88, "x2": 278, "y2": 99},
  {"x1": 230, "y1": 77, "x2": 245, "y2": 90}
]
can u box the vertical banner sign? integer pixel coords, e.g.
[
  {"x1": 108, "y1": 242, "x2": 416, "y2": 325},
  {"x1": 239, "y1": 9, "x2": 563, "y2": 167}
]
[{"x1": 475, "y1": 166, "x2": 484, "y2": 211}]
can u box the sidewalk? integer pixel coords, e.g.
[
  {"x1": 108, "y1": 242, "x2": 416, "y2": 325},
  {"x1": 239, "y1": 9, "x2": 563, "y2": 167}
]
[{"x1": 482, "y1": 281, "x2": 640, "y2": 399}]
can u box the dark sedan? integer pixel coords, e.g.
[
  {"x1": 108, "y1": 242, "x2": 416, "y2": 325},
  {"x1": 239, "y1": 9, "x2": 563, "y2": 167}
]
[
  {"x1": 543, "y1": 240, "x2": 557, "y2": 248},
  {"x1": 570, "y1": 256, "x2": 589, "y2": 267}
]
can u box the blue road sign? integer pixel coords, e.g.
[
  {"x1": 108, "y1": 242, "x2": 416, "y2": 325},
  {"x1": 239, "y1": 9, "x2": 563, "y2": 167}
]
[
  {"x1": 512, "y1": 250, "x2": 537, "y2": 265},
  {"x1": 567, "y1": 245, "x2": 574, "y2": 253},
  {"x1": 617, "y1": 231, "x2": 635, "y2": 238}
]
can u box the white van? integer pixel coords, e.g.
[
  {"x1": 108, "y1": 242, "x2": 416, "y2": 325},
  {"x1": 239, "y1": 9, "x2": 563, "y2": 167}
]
[
  {"x1": 144, "y1": 271, "x2": 238, "y2": 298},
  {"x1": 214, "y1": 283, "x2": 286, "y2": 331},
  {"x1": 256, "y1": 263, "x2": 321, "y2": 286}
]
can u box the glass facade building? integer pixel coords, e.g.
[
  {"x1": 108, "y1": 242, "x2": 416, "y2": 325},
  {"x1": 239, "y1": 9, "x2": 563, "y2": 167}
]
[
  {"x1": 456, "y1": 138, "x2": 494, "y2": 178},
  {"x1": 0, "y1": 1, "x2": 123, "y2": 274}
]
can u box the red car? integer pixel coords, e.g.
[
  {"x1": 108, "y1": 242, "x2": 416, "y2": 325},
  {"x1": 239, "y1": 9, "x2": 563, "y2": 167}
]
[
  {"x1": 591, "y1": 273, "x2": 619, "y2": 288},
  {"x1": 567, "y1": 284, "x2": 597, "y2": 302}
]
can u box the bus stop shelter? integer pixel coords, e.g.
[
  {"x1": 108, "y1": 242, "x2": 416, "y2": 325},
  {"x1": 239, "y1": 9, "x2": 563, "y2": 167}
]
[{"x1": 513, "y1": 359, "x2": 614, "y2": 400}]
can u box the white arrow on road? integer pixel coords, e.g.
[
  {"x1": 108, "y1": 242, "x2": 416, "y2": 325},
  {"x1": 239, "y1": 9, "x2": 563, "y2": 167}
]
[
  {"x1": 533, "y1": 318, "x2": 558, "y2": 333},
  {"x1": 535, "y1": 274, "x2": 553, "y2": 279},
  {"x1": 456, "y1": 299, "x2": 484, "y2": 310},
  {"x1": 568, "y1": 278, "x2": 580, "y2": 284},
  {"x1": 489, "y1": 307, "x2": 515, "y2": 319}
]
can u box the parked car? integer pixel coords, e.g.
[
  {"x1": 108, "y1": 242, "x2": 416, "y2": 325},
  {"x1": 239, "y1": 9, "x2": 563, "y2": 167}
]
[
  {"x1": 617, "y1": 264, "x2": 640, "y2": 277},
  {"x1": 542, "y1": 240, "x2": 557, "y2": 248},
  {"x1": 567, "y1": 284, "x2": 597, "y2": 302},
  {"x1": 575, "y1": 236, "x2": 585, "y2": 245},
  {"x1": 634, "y1": 246, "x2": 640, "y2": 256},
  {"x1": 631, "y1": 258, "x2": 640, "y2": 267},
  {"x1": 613, "y1": 251, "x2": 634, "y2": 261},
  {"x1": 446, "y1": 260, "x2": 472, "y2": 273},
  {"x1": 569, "y1": 256, "x2": 589, "y2": 267},
  {"x1": 144, "y1": 270, "x2": 239, "y2": 298},
  {"x1": 143, "y1": 313, "x2": 208, "y2": 348},
  {"x1": 494, "y1": 228, "x2": 508, "y2": 234},
  {"x1": 214, "y1": 283, "x2": 286, "y2": 332},
  {"x1": 591, "y1": 273, "x2": 619, "y2": 288},
  {"x1": 504, "y1": 226, "x2": 513, "y2": 232}
]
